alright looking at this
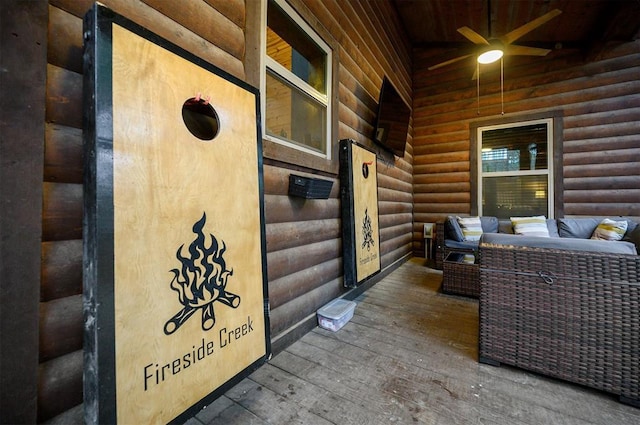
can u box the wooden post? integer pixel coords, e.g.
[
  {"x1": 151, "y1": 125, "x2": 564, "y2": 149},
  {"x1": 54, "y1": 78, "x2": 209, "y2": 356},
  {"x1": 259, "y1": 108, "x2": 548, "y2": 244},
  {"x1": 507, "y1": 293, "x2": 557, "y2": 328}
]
[{"x1": 0, "y1": 1, "x2": 47, "y2": 423}]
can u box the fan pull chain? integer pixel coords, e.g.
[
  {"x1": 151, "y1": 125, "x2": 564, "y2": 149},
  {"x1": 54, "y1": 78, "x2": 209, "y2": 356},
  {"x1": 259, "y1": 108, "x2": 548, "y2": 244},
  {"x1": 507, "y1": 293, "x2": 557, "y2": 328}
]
[
  {"x1": 477, "y1": 61, "x2": 480, "y2": 115},
  {"x1": 500, "y1": 57, "x2": 504, "y2": 115}
]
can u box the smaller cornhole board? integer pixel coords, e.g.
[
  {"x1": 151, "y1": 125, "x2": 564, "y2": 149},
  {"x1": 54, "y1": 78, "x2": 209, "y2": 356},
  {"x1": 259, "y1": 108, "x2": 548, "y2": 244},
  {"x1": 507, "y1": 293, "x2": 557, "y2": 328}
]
[
  {"x1": 83, "y1": 5, "x2": 270, "y2": 424},
  {"x1": 339, "y1": 139, "x2": 381, "y2": 287}
]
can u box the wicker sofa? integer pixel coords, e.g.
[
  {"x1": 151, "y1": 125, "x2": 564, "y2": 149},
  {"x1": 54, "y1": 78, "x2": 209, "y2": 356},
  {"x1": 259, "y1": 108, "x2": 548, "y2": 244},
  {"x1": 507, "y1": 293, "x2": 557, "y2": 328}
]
[{"x1": 477, "y1": 224, "x2": 640, "y2": 407}]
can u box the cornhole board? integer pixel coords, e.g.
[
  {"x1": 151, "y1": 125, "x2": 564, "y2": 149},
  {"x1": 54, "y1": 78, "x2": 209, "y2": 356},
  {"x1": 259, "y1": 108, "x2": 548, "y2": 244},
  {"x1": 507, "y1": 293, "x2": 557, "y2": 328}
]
[
  {"x1": 82, "y1": 5, "x2": 270, "y2": 424},
  {"x1": 339, "y1": 139, "x2": 381, "y2": 287}
]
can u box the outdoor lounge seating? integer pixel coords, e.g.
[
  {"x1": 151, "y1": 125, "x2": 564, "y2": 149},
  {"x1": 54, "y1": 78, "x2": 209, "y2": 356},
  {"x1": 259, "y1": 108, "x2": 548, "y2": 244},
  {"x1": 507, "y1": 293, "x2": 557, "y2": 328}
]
[
  {"x1": 434, "y1": 215, "x2": 640, "y2": 405},
  {"x1": 477, "y1": 227, "x2": 640, "y2": 407},
  {"x1": 436, "y1": 215, "x2": 639, "y2": 297},
  {"x1": 436, "y1": 215, "x2": 640, "y2": 269}
]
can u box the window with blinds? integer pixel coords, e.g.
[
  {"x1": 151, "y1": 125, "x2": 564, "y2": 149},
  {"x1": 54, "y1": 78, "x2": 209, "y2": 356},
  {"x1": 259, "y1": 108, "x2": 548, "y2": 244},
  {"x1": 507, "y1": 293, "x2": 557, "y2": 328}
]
[{"x1": 477, "y1": 120, "x2": 554, "y2": 218}]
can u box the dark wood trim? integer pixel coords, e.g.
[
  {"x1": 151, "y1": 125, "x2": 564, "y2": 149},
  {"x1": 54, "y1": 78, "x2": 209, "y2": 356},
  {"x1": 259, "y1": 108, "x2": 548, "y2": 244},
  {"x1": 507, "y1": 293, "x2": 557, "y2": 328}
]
[
  {"x1": 243, "y1": 0, "x2": 262, "y2": 89},
  {"x1": 553, "y1": 115, "x2": 565, "y2": 218},
  {"x1": 0, "y1": 1, "x2": 48, "y2": 423},
  {"x1": 470, "y1": 127, "x2": 479, "y2": 216}
]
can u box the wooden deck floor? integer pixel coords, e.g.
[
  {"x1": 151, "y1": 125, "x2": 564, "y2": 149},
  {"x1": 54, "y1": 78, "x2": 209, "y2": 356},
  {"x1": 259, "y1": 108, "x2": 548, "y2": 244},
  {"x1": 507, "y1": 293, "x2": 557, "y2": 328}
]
[{"x1": 185, "y1": 258, "x2": 640, "y2": 425}]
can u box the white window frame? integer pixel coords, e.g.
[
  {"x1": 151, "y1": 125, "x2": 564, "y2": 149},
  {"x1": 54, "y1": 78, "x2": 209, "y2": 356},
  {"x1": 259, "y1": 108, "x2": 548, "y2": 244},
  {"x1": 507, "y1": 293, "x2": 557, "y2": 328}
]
[
  {"x1": 260, "y1": 0, "x2": 333, "y2": 160},
  {"x1": 477, "y1": 118, "x2": 555, "y2": 218}
]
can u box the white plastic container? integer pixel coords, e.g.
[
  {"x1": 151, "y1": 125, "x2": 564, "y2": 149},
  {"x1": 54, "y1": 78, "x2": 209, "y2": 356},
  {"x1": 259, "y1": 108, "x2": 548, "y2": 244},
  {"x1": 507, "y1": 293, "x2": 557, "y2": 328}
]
[{"x1": 317, "y1": 299, "x2": 356, "y2": 332}]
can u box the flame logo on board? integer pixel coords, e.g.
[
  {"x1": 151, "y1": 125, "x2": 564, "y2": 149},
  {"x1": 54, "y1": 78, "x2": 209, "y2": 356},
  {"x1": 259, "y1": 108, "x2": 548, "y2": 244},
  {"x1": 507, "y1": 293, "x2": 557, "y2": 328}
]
[
  {"x1": 164, "y1": 213, "x2": 240, "y2": 335},
  {"x1": 361, "y1": 208, "x2": 375, "y2": 252}
]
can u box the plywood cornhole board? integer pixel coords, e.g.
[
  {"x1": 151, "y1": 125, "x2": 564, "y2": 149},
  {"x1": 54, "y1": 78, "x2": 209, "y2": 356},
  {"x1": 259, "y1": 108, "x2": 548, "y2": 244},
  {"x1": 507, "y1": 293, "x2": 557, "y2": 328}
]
[
  {"x1": 340, "y1": 139, "x2": 381, "y2": 287},
  {"x1": 83, "y1": 5, "x2": 270, "y2": 424}
]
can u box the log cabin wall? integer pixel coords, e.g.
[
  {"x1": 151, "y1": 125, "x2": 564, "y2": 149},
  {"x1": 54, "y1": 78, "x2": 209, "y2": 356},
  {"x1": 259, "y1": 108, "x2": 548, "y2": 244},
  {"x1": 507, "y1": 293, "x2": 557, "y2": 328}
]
[
  {"x1": 412, "y1": 42, "x2": 640, "y2": 256},
  {"x1": 16, "y1": 0, "x2": 412, "y2": 422},
  {"x1": 259, "y1": 0, "x2": 413, "y2": 354}
]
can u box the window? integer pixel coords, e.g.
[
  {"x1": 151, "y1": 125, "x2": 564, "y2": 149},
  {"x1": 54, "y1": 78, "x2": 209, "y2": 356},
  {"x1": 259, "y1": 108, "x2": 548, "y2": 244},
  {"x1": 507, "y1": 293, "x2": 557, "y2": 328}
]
[
  {"x1": 263, "y1": 0, "x2": 332, "y2": 159},
  {"x1": 476, "y1": 118, "x2": 557, "y2": 218}
]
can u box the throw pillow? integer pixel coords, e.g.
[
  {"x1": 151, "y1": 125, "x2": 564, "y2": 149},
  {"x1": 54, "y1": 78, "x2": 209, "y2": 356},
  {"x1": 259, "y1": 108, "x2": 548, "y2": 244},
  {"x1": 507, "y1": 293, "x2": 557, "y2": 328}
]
[
  {"x1": 511, "y1": 215, "x2": 550, "y2": 237},
  {"x1": 591, "y1": 218, "x2": 628, "y2": 241},
  {"x1": 457, "y1": 216, "x2": 483, "y2": 241},
  {"x1": 446, "y1": 216, "x2": 465, "y2": 242}
]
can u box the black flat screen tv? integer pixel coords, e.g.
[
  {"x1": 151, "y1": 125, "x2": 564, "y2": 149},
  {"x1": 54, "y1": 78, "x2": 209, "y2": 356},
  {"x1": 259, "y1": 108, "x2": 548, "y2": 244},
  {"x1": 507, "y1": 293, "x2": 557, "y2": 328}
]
[{"x1": 373, "y1": 77, "x2": 411, "y2": 157}]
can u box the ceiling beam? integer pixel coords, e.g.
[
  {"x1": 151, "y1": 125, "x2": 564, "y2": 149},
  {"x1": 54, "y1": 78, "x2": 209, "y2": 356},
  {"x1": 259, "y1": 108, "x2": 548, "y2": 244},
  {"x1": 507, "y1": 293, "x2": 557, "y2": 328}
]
[{"x1": 585, "y1": 1, "x2": 640, "y2": 61}]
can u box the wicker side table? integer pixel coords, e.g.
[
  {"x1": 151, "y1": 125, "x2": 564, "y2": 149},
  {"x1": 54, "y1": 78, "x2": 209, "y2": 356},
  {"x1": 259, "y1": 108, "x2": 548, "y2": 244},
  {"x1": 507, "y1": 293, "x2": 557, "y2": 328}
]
[{"x1": 442, "y1": 251, "x2": 479, "y2": 298}]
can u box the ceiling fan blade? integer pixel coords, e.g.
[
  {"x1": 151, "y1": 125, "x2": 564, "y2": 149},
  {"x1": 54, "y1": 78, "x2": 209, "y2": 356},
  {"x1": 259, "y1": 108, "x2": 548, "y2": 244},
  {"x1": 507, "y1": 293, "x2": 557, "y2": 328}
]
[
  {"x1": 457, "y1": 26, "x2": 490, "y2": 45},
  {"x1": 500, "y1": 9, "x2": 562, "y2": 45},
  {"x1": 428, "y1": 53, "x2": 474, "y2": 70},
  {"x1": 505, "y1": 44, "x2": 552, "y2": 56}
]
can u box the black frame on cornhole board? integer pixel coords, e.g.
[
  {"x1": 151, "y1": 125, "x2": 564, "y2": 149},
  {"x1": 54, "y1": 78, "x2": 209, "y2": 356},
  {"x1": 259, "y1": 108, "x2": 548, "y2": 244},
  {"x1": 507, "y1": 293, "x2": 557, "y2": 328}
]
[
  {"x1": 339, "y1": 139, "x2": 382, "y2": 288},
  {"x1": 83, "y1": 5, "x2": 270, "y2": 424}
]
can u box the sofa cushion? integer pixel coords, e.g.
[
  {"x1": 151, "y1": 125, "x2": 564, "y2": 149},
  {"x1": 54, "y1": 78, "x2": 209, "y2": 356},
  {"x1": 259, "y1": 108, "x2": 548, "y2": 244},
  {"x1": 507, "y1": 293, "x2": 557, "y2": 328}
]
[
  {"x1": 591, "y1": 218, "x2": 628, "y2": 241},
  {"x1": 498, "y1": 220, "x2": 514, "y2": 234},
  {"x1": 480, "y1": 216, "x2": 499, "y2": 233},
  {"x1": 457, "y1": 216, "x2": 483, "y2": 241},
  {"x1": 623, "y1": 224, "x2": 640, "y2": 252},
  {"x1": 445, "y1": 216, "x2": 465, "y2": 242},
  {"x1": 480, "y1": 233, "x2": 638, "y2": 255},
  {"x1": 444, "y1": 239, "x2": 479, "y2": 251},
  {"x1": 511, "y1": 216, "x2": 550, "y2": 237},
  {"x1": 557, "y1": 218, "x2": 600, "y2": 238},
  {"x1": 625, "y1": 219, "x2": 638, "y2": 233},
  {"x1": 558, "y1": 217, "x2": 638, "y2": 239},
  {"x1": 546, "y1": 219, "x2": 560, "y2": 237}
]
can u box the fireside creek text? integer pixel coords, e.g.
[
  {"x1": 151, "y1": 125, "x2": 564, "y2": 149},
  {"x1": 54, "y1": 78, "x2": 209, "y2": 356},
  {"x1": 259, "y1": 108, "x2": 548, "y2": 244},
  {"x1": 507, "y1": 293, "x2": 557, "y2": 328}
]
[{"x1": 143, "y1": 315, "x2": 254, "y2": 391}]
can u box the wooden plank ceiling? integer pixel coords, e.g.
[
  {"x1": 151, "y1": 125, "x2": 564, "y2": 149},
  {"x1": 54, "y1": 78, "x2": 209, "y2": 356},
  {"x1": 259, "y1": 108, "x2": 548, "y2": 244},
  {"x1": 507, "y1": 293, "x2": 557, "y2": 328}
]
[{"x1": 392, "y1": 0, "x2": 640, "y2": 62}]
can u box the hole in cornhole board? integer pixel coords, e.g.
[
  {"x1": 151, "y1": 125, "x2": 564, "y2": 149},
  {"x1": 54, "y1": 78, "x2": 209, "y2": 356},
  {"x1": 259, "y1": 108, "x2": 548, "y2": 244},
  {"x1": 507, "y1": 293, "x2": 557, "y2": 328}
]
[{"x1": 182, "y1": 97, "x2": 220, "y2": 140}]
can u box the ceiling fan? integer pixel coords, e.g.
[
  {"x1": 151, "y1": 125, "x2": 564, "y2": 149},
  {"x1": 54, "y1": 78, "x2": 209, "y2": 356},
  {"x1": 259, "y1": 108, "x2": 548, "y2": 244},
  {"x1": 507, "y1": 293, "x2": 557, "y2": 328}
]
[{"x1": 428, "y1": 7, "x2": 562, "y2": 77}]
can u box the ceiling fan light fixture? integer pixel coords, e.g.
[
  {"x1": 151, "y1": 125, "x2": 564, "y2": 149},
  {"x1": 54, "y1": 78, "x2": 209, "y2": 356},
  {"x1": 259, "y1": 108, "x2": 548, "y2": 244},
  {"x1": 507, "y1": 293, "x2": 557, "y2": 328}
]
[
  {"x1": 477, "y1": 48, "x2": 503, "y2": 64},
  {"x1": 477, "y1": 39, "x2": 504, "y2": 64},
  {"x1": 478, "y1": 47, "x2": 504, "y2": 65}
]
